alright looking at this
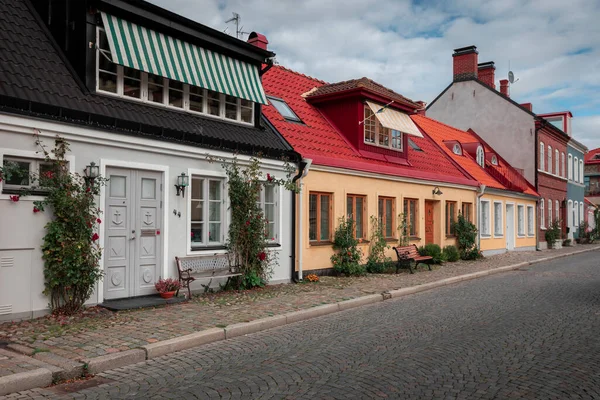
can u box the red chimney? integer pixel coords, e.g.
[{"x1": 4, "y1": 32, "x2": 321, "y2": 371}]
[
  {"x1": 453, "y1": 46, "x2": 478, "y2": 81},
  {"x1": 477, "y1": 62, "x2": 495, "y2": 89},
  {"x1": 247, "y1": 32, "x2": 268, "y2": 50},
  {"x1": 415, "y1": 101, "x2": 426, "y2": 115},
  {"x1": 500, "y1": 79, "x2": 509, "y2": 97},
  {"x1": 520, "y1": 103, "x2": 532, "y2": 112}
]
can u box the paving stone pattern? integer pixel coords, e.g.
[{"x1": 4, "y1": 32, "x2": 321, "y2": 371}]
[
  {"x1": 1, "y1": 246, "x2": 597, "y2": 363},
  {"x1": 0, "y1": 349, "x2": 41, "y2": 378},
  {"x1": 7, "y1": 249, "x2": 600, "y2": 399}
]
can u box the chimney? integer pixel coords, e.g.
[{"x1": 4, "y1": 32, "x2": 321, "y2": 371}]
[
  {"x1": 520, "y1": 103, "x2": 532, "y2": 112},
  {"x1": 415, "y1": 101, "x2": 426, "y2": 115},
  {"x1": 247, "y1": 32, "x2": 268, "y2": 50},
  {"x1": 499, "y1": 79, "x2": 509, "y2": 97},
  {"x1": 477, "y1": 62, "x2": 495, "y2": 89},
  {"x1": 453, "y1": 45, "x2": 478, "y2": 81}
]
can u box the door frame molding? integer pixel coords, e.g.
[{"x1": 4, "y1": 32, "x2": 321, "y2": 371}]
[
  {"x1": 98, "y1": 159, "x2": 169, "y2": 304},
  {"x1": 505, "y1": 201, "x2": 516, "y2": 250}
]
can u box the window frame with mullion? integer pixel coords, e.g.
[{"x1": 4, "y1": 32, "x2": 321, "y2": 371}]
[
  {"x1": 346, "y1": 194, "x2": 367, "y2": 240},
  {"x1": 378, "y1": 196, "x2": 396, "y2": 239},
  {"x1": 445, "y1": 200, "x2": 457, "y2": 236},
  {"x1": 309, "y1": 192, "x2": 333, "y2": 244},
  {"x1": 403, "y1": 198, "x2": 419, "y2": 238}
]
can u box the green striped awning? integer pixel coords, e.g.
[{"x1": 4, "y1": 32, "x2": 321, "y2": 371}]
[{"x1": 100, "y1": 12, "x2": 268, "y2": 105}]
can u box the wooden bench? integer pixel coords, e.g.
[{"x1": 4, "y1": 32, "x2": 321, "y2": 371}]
[
  {"x1": 392, "y1": 245, "x2": 433, "y2": 274},
  {"x1": 175, "y1": 253, "x2": 241, "y2": 299}
]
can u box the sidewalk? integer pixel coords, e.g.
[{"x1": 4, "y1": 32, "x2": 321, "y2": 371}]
[{"x1": 1, "y1": 244, "x2": 599, "y2": 395}]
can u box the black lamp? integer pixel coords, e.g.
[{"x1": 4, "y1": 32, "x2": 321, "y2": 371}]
[
  {"x1": 432, "y1": 186, "x2": 443, "y2": 196},
  {"x1": 83, "y1": 162, "x2": 100, "y2": 186},
  {"x1": 175, "y1": 172, "x2": 189, "y2": 196}
]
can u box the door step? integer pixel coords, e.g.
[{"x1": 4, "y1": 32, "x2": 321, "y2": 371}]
[{"x1": 100, "y1": 294, "x2": 186, "y2": 311}]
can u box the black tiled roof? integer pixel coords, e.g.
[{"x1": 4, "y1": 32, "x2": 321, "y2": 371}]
[{"x1": 0, "y1": 0, "x2": 295, "y2": 159}]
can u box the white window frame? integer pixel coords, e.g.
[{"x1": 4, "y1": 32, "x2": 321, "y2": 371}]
[
  {"x1": 258, "y1": 184, "x2": 280, "y2": 244},
  {"x1": 548, "y1": 198, "x2": 553, "y2": 226},
  {"x1": 491, "y1": 155, "x2": 498, "y2": 165},
  {"x1": 574, "y1": 157, "x2": 579, "y2": 182},
  {"x1": 362, "y1": 105, "x2": 403, "y2": 152},
  {"x1": 480, "y1": 199, "x2": 491, "y2": 237},
  {"x1": 493, "y1": 201, "x2": 503, "y2": 237},
  {"x1": 561, "y1": 152, "x2": 565, "y2": 178},
  {"x1": 568, "y1": 200, "x2": 573, "y2": 228},
  {"x1": 579, "y1": 202, "x2": 584, "y2": 227},
  {"x1": 579, "y1": 160, "x2": 584, "y2": 184},
  {"x1": 539, "y1": 142, "x2": 545, "y2": 171},
  {"x1": 555, "y1": 200, "x2": 559, "y2": 222},
  {"x1": 555, "y1": 149, "x2": 559, "y2": 176},
  {"x1": 476, "y1": 146, "x2": 485, "y2": 167},
  {"x1": 568, "y1": 154, "x2": 573, "y2": 180},
  {"x1": 527, "y1": 205, "x2": 534, "y2": 236},
  {"x1": 540, "y1": 198, "x2": 545, "y2": 229},
  {"x1": 95, "y1": 27, "x2": 255, "y2": 126},
  {"x1": 547, "y1": 145, "x2": 552, "y2": 173},
  {"x1": 517, "y1": 204, "x2": 525, "y2": 237},
  {"x1": 453, "y1": 144, "x2": 461, "y2": 155},
  {"x1": 188, "y1": 174, "x2": 227, "y2": 251}
]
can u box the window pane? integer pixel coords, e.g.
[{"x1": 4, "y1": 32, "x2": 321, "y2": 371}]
[
  {"x1": 265, "y1": 204, "x2": 275, "y2": 223},
  {"x1": 191, "y1": 200, "x2": 203, "y2": 221},
  {"x1": 264, "y1": 186, "x2": 275, "y2": 203},
  {"x1": 355, "y1": 197, "x2": 363, "y2": 238},
  {"x1": 191, "y1": 178, "x2": 203, "y2": 199},
  {"x1": 209, "y1": 201, "x2": 220, "y2": 221},
  {"x1": 123, "y1": 68, "x2": 141, "y2": 99},
  {"x1": 241, "y1": 105, "x2": 253, "y2": 123},
  {"x1": 98, "y1": 71, "x2": 117, "y2": 93},
  {"x1": 270, "y1": 98, "x2": 300, "y2": 121},
  {"x1": 99, "y1": 53, "x2": 117, "y2": 74},
  {"x1": 267, "y1": 222, "x2": 275, "y2": 240},
  {"x1": 364, "y1": 107, "x2": 375, "y2": 143},
  {"x1": 225, "y1": 95, "x2": 237, "y2": 120},
  {"x1": 379, "y1": 126, "x2": 390, "y2": 146},
  {"x1": 385, "y1": 200, "x2": 393, "y2": 237},
  {"x1": 191, "y1": 223, "x2": 203, "y2": 245},
  {"x1": 320, "y1": 195, "x2": 330, "y2": 241},
  {"x1": 189, "y1": 86, "x2": 204, "y2": 113},
  {"x1": 208, "y1": 91, "x2": 220, "y2": 116},
  {"x1": 209, "y1": 223, "x2": 220, "y2": 242},
  {"x1": 3, "y1": 160, "x2": 30, "y2": 185},
  {"x1": 391, "y1": 130, "x2": 402, "y2": 149},
  {"x1": 309, "y1": 194, "x2": 317, "y2": 241},
  {"x1": 410, "y1": 201, "x2": 417, "y2": 236},
  {"x1": 168, "y1": 81, "x2": 183, "y2": 108},
  {"x1": 347, "y1": 196, "x2": 353, "y2": 218},
  {"x1": 209, "y1": 180, "x2": 221, "y2": 200}
]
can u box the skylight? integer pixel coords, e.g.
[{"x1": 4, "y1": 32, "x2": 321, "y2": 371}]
[
  {"x1": 268, "y1": 97, "x2": 301, "y2": 122},
  {"x1": 408, "y1": 138, "x2": 423, "y2": 151},
  {"x1": 453, "y1": 144, "x2": 462, "y2": 155}
]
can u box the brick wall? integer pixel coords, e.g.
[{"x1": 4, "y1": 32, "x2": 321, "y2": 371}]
[{"x1": 453, "y1": 53, "x2": 478, "y2": 81}]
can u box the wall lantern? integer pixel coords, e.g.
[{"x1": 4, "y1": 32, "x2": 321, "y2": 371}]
[
  {"x1": 175, "y1": 172, "x2": 189, "y2": 197},
  {"x1": 83, "y1": 161, "x2": 100, "y2": 186},
  {"x1": 432, "y1": 186, "x2": 443, "y2": 196}
]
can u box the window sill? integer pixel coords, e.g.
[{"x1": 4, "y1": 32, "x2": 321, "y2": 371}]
[
  {"x1": 266, "y1": 243, "x2": 281, "y2": 248},
  {"x1": 445, "y1": 235, "x2": 456, "y2": 239},
  {"x1": 409, "y1": 236, "x2": 421, "y2": 241},
  {"x1": 481, "y1": 234, "x2": 491, "y2": 239},
  {"x1": 384, "y1": 238, "x2": 398, "y2": 243},
  {"x1": 190, "y1": 245, "x2": 227, "y2": 251},
  {"x1": 494, "y1": 234, "x2": 504, "y2": 238},
  {"x1": 357, "y1": 240, "x2": 370, "y2": 245},
  {"x1": 309, "y1": 241, "x2": 333, "y2": 247}
]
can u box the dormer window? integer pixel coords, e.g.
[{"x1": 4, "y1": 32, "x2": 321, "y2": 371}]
[
  {"x1": 491, "y1": 155, "x2": 498, "y2": 165},
  {"x1": 95, "y1": 13, "x2": 268, "y2": 125},
  {"x1": 476, "y1": 146, "x2": 485, "y2": 167},
  {"x1": 268, "y1": 97, "x2": 301, "y2": 122},
  {"x1": 363, "y1": 105, "x2": 402, "y2": 151},
  {"x1": 453, "y1": 144, "x2": 461, "y2": 155}
]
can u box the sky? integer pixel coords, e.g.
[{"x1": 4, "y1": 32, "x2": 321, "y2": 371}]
[{"x1": 148, "y1": 0, "x2": 599, "y2": 150}]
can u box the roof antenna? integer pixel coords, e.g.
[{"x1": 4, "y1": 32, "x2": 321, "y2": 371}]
[
  {"x1": 225, "y1": 12, "x2": 249, "y2": 39},
  {"x1": 508, "y1": 60, "x2": 519, "y2": 97}
]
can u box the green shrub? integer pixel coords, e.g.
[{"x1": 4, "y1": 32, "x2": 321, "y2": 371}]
[
  {"x1": 545, "y1": 219, "x2": 561, "y2": 248},
  {"x1": 330, "y1": 217, "x2": 365, "y2": 276},
  {"x1": 418, "y1": 244, "x2": 444, "y2": 264},
  {"x1": 366, "y1": 216, "x2": 392, "y2": 274},
  {"x1": 453, "y1": 213, "x2": 481, "y2": 260},
  {"x1": 442, "y1": 245, "x2": 460, "y2": 262}
]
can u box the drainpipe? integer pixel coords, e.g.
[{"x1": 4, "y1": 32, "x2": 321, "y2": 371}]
[
  {"x1": 476, "y1": 184, "x2": 486, "y2": 249},
  {"x1": 290, "y1": 159, "x2": 312, "y2": 282}
]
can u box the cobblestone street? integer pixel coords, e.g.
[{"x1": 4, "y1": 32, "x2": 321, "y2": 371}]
[{"x1": 7, "y1": 250, "x2": 600, "y2": 399}]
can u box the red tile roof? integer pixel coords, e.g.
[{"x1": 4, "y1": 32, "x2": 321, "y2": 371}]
[
  {"x1": 411, "y1": 115, "x2": 538, "y2": 197},
  {"x1": 585, "y1": 147, "x2": 600, "y2": 164},
  {"x1": 306, "y1": 77, "x2": 422, "y2": 109},
  {"x1": 261, "y1": 66, "x2": 477, "y2": 186}
]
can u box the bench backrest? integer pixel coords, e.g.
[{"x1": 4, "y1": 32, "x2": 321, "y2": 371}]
[
  {"x1": 176, "y1": 253, "x2": 231, "y2": 275},
  {"x1": 393, "y1": 245, "x2": 420, "y2": 259}
]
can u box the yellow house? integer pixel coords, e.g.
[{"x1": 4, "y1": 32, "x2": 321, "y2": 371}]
[
  {"x1": 412, "y1": 115, "x2": 539, "y2": 256},
  {"x1": 262, "y1": 67, "x2": 482, "y2": 275}
]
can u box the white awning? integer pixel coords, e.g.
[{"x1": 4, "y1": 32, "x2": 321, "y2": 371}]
[{"x1": 366, "y1": 101, "x2": 423, "y2": 138}]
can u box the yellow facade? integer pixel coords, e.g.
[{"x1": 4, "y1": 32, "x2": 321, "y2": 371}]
[
  {"x1": 478, "y1": 192, "x2": 537, "y2": 255},
  {"x1": 297, "y1": 169, "x2": 478, "y2": 272}
]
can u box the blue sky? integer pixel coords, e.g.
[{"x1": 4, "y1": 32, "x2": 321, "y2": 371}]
[{"x1": 149, "y1": 0, "x2": 600, "y2": 150}]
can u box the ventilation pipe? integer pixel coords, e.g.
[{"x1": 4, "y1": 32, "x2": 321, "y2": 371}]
[{"x1": 291, "y1": 158, "x2": 312, "y2": 282}]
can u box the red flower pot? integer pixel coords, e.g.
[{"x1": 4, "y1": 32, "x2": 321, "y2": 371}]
[{"x1": 159, "y1": 291, "x2": 176, "y2": 299}]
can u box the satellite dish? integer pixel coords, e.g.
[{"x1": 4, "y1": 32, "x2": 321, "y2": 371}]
[{"x1": 508, "y1": 71, "x2": 515, "y2": 84}]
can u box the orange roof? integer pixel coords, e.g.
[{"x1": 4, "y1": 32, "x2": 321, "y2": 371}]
[{"x1": 412, "y1": 115, "x2": 538, "y2": 197}]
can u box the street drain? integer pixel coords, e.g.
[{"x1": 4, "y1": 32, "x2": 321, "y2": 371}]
[{"x1": 46, "y1": 377, "x2": 113, "y2": 394}]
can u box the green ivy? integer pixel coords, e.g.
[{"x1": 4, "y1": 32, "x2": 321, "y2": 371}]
[
  {"x1": 0, "y1": 136, "x2": 106, "y2": 315},
  {"x1": 330, "y1": 217, "x2": 365, "y2": 276}
]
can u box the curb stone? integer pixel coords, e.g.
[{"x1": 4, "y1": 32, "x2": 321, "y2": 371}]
[
  {"x1": 33, "y1": 352, "x2": 85, "y2": 381},
  {"x1": 3, "y1": 245, "x2": 598, "y2": 396}
]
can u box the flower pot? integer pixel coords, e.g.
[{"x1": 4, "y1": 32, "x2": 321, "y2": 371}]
[{"x1": 159, "y1": 291, "x2": 176, "y2": 299}]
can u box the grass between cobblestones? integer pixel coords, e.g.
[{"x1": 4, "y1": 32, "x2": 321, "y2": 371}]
[{"x1": 0, "y1": 244, "x2": 597, "y2": 362}]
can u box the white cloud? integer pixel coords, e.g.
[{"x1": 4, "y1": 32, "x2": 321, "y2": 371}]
[
  {"x1": 572, "y1": 116, "x2": 600, "y2": 151},
  {"x1": 147, "y1": 0, "x2": 600, "y2": 148}
]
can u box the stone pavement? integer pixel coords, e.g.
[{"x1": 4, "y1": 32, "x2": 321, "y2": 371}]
[
  {"x1": 7, "y1": 248, "x2": 600, "y2": 399},
  {"x1": 0, "y1": 245, "x2": 598, "y2": 396}
]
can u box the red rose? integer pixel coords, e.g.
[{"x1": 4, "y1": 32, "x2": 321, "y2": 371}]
[
  {"x1": 266, "y1": 173, "x2": 274, "y2": 182},
  {"x1": 44, "y1": 171, "x2": 54, "y2": 179},
  {"x1": 87, "y1": 222, "x2": 92, "y2": 228},
  {"x1": 86, "y1": 187, "x2": 91, "y2": 193},
  {"x1": 258, "y1": 252, "x2": 266, "y2": 261},
  {"x1": 9, "y1": 195, "x2": 19, "y2": 202},
  {"x1": 246, "y1": 220, "x2": 250, "y2": 226},
  {"x1": 33, "y1": 207, "x2": 40, "y2": 213},
  {"x1": 91, "y1": 233, "x2": 100, "y2": 242},
  {"x1": 96, "y1": 218, "x2": 102, "y2": 224}
]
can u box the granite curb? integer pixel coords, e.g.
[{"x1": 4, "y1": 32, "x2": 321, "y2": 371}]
[{"x1": 2, "y1": 245, "x2": 598, "y2": 396}]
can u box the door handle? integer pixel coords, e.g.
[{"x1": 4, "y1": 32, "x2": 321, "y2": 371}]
[{"x1": 130, "y1": 235, "x2": 136, "y2": 240}]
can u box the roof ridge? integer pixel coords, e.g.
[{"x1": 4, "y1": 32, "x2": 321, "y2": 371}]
[
  {"x1": 412, "y1": 114, "x2": 474, "y2": 137},
  {"x1": 273, "y1": 65, "x2": 328, "y2": 85}
]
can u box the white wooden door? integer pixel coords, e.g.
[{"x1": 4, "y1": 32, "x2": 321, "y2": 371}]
[{"x1": 104, "y1": 168, "x2": 162, "y2": 300}]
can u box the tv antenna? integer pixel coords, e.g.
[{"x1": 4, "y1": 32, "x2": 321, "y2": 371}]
[
  {"x1": 225, "y1": 12, "x2": 249, "y2": 39},
  {"x1": 507, "y1": 60, "x2": 519, "y2": 96}
]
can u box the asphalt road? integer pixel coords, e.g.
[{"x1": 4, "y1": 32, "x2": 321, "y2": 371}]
[{"x1": 11, "y1": 251, "x2": 600, "y2": 399}]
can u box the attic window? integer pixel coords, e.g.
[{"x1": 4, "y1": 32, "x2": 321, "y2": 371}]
[
  {"x1": 476, "y1": 146, "x2": 485, "y2": 167},
  {"x1": 452, "y1": 144, "x2": 462, "y2": 155},
  {"x1": 491, "y1": 155, "x2": 498, "y2": 165},
  {"x1": 594, "y1": 154, "x2": 600, "y2": 160},
  {"x1": 268, "y1": 97, "x2": 302, "y2": 122},
  {"x1": 408, "y1": 139, "x2": 423, "y2": 152}
]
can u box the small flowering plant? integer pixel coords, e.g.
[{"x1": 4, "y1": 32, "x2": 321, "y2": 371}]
[
  {"x1": 306, "y1": 274, "x2": 320, "y2": 283},
  {"x1": 154, "y1": 278, "x2": 181, "y2": 293}
]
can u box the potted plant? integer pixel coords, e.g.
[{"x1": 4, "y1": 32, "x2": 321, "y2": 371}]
[{"x1": 154, "y1": 278, "x2": 181, "y2": 299}]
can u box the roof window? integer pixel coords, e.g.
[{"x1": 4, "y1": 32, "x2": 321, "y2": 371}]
[
  {"x1": 268, "y1": 97, "x2": 302, "y2": 122},
  {"x1": 453, "y1": 144, "x2": 462, "y2": 155},
  {"x1": 408, "y1": 138, "x2": 423, "y2": 152},
  {"x1": 491, "y1": 155, "x2": 498, "y2": 165},
  {"x1": 476, "y1": 146, "x2": 485, "y2": 167}
]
